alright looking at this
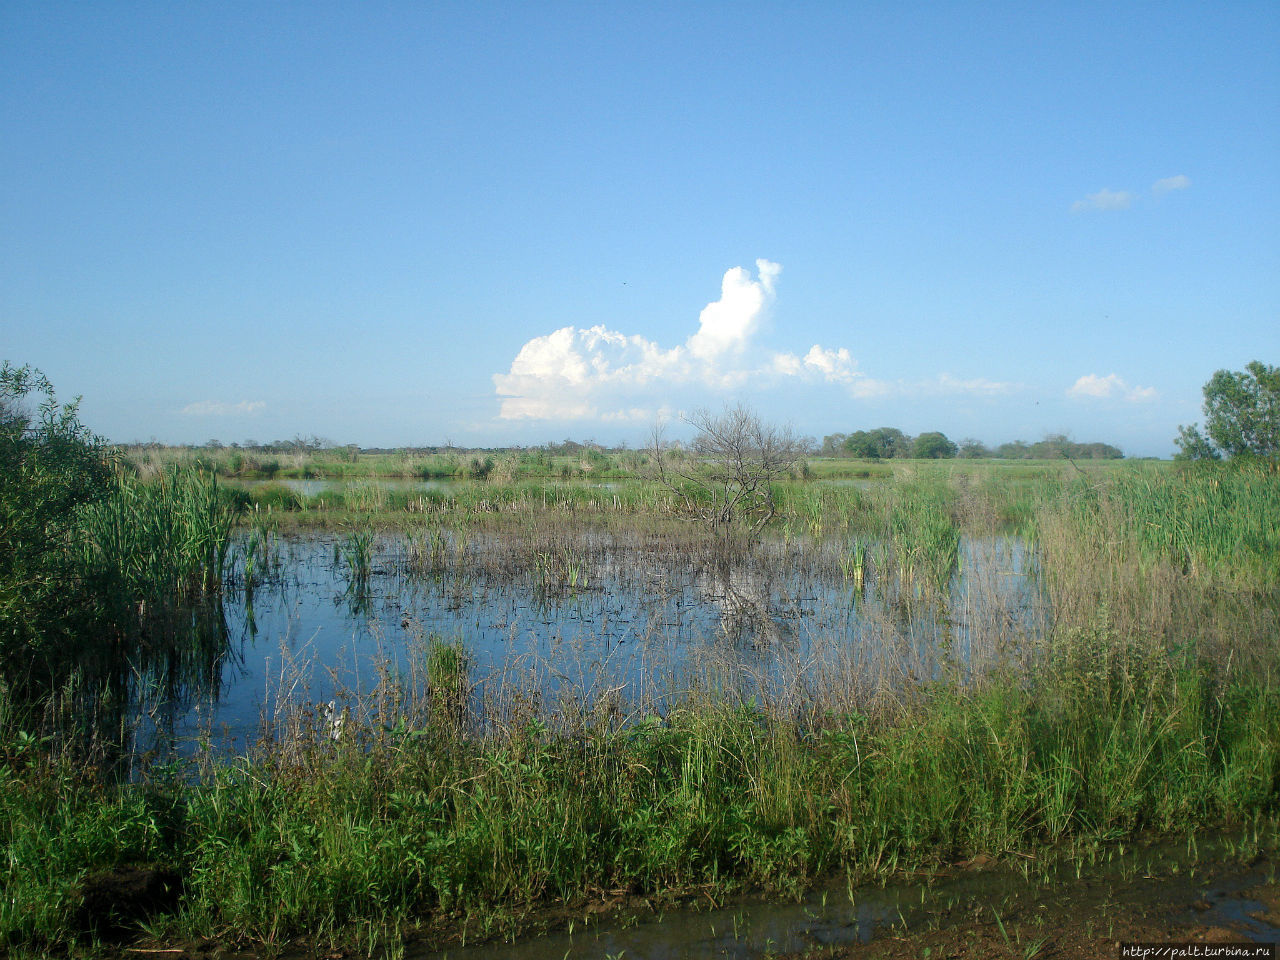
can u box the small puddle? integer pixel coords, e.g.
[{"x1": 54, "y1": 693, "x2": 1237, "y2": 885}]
[
  {"x1": 1178, "y1": 876, "x2": 1279, "y2": 943},
  {"x1": 418, "y1": 882, "x2": 928, "y2": 960},
  {"x1": 416, "y1": 840, "x2": 1279, "y2": 959}
]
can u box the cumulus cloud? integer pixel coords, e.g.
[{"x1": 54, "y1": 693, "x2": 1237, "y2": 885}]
[
  {"x1": 770, "y1": 345, "x2": 859, "y2": 384},
  {"x1": 492, "y1": 261, "x2": 1028, "y2": 422},
  {"x1": 493, "y1": 260, "x2": 868, "y2": 420},
  {"x1": 493, "y1": 325, "x2": 684, "y2": 420},
  {"x1": 1067, "y1": 374, "x2": 1158, "y2": 402},
  {"x1": 1071, "y1": 188, "x2": 1134, "y2": 213},
  {"x1": 180, "y1": 400, "x2": 266, "y2": 416},
  {"x1": 688, "y1": 259, "x2": 780, "y2": 361},
  {"x1": 1152, "y1": 174, "x2": 1191, "y2": 195}
]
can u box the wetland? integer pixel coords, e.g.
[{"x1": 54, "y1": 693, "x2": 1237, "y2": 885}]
[{"x1": 3, "y1": 435, "x2": 1279, "y2": 958}]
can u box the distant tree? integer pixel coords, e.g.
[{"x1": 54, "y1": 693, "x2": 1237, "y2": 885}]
[
  {"x1": 820, "y1": 432, "x2": 848, "y2": 457},
  {"x1": 885, "y1": 428, "x2": 915, "y2": 459},
  {"x1": 912, "y1": 431, "x2": 958, "y2": 459},
  {"x1": 1028, "y1": 434, "x2": 1124, "y2": 460},
  {"x1": 996, "y1": 440, "x2": 1030, "y2": 459},
  {"x1": 650, "y1": 404, "x2": 810, "y2": 532},
  {"x1": 1077, "y1": 441, "x2": 1124, "y2": 460},
  {"x1": 844, "y1": 427, "x2": 909, "y2": 460},
  {"x1": 842, "y1": 431, "x2": 874, "y2": 458},
  {"x1": 1029, "y1": 434, "x2": 1069, "y2": 459},
  {"x1": 957, "y1": 438, "x2": 991, "y2": 459},
  {"x1": 1176, "y1": 361, "x2": 1279, "y2": 466}
]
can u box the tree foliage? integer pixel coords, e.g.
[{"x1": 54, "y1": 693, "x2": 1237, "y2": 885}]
[
  {"x1": 843, "y1": 427, "x2": 912, "y2": 460},
  {"x1": 1173, "y1": 424, "x2": 1220, "y2": 462},
  {"x1": 912, "y1": 431, "x2": 958, "y2": 459},
  {"x1": 650, "y1": 404, "x2": 810, "y2": 531},
  {"x1": 0, "y1": 363, "x2": 113, "y2": 692},
  {"x1": 1176, "y1": 361, "x2": 1279, "y2": 465},
  {"x1": 820, "y1": 427, "x2": 1120, "y2": 460},
  {"x1": 957, "y1": 438, "x2": 991, "y2": 459}
]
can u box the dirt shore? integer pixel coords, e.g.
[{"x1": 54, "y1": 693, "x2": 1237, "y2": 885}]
[{"x1": 777, "y1": 854, "x2": 1278, "y2": 960}]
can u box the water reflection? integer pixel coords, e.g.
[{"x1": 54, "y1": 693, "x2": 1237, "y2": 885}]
[{"x1": 129, "y1": 528, "x2": 1044, "y2": 753}]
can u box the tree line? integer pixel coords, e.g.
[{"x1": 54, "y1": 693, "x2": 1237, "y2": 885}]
[{"x1": 819, "y1": 428, "x2": 1123, "y2": 461}]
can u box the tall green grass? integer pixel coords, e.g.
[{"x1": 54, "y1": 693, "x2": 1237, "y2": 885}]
[
  {"x1": 1096, "y1": 461, "x2": 1279, "y2": 583},
  {"x1": 79, "y1": 465, "x2": 239, "y2": 606},
  {"x1": 34, "y1": 466, "x2": 244, "y2": 742},
  {"x1": 3, "y1": 644, "x2": 1276, "y2": 953}
]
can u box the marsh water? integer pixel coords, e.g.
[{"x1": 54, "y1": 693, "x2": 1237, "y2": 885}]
[{"x1": 133, "y1": 517, "x2": 1043, "y2": 756}]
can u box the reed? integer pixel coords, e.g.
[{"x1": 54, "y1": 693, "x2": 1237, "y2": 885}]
[
  {"x1": 79, "y1": 465, "x2": 239, "y2": 603},
  {"x1": 425, "y1": 636, "x2": 470, "y2": 732},
  {"x1": 60, "y1": 466, "x2": 242, "y2": 713}
]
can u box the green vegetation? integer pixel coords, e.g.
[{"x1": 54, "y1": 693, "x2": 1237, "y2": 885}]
[
  {"x1": 121, "y1": 439, "x2": 634, "y2": 484},
  {"x1": 1, "y1": 363, "x2": 113, "y2": 696},
  {"x1": 1, "y1": 364, "x2": 240, "y2": 736},
  {"x1": 1176, "y1": 360, "x2": 1279, "y2": 466},
  {"x1": 1, "y1": 371, "x2": 1277, "y2": 957},
  {"x1": 4, "y1": 622, "x2": 1277, "y2": 953},
  {"x1": 911, "y1": 430, "x2": 958, "y2": 459},
  {"x1": 821, "y1": 427, "x2": 1123, "y2": 461}
]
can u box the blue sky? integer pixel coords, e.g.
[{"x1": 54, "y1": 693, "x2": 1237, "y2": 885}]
[{"x1": 3, "y1": 2, "x2": 1276, "y2": 456}]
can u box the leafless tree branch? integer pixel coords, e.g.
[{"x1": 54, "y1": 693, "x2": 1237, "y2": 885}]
[{"x1": 648, "y1": 403, "x2": 810, "y2": 534}]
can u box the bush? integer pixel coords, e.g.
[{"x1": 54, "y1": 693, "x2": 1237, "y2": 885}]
[{"x1": 0, "y1": 364, "x2": 112, "y2": 694}]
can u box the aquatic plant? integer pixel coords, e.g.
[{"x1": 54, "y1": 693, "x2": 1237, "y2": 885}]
[
  {"x1": 425, "y1": 636, "x2": 470, "y2": 731},
  {"x1": 839, "y1": 539, "x2": 869, "y2": 590},
  {"x1": 340, "y1": 528, "x2": 374, "y2": 587},
  {"x1": 533, "y1": 545, "x2": 590, "y2": 595}
]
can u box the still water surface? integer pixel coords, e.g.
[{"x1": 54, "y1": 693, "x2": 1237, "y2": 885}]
[{"x1": 149, "y1": 529, "x2": 1041, "y2": 752}]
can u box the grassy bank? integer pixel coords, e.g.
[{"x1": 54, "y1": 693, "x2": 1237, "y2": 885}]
[{"x1": 4, "y1": 640, "x2": 1277, "y2": 955}]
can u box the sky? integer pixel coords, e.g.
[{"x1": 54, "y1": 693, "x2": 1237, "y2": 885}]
[{"x1": 2, "y1": 2, "x2": 1277, "y2": 457}]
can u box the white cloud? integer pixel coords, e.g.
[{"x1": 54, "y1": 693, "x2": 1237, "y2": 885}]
[
  {"x1": 1152, "y1": 174, "x2": 1191, "y2": 195},
  {"x1": 493, "y1": 324, "x2": 687, "y2": 420},
  {"x1": 687, "y1": 259, "x2": 780, "y2": 361},
  {"x1": 493, "y1": 260, "x2": 869, "y2": 420},
  {"x1": 1072, "y1": 188, "x2": 1134, "y2": 213},
  {"x1": 180, "y1": 400, "x2": 266, "y2": 416},
  {"x1": 600, "y1": 407, "x2": 655, "y2": 422},
  {"x1": 1067, "y1": 373, "x2": 1158, "y2": 402},
  {"x1": 803, "y1": 345, "x2": 857, "y2": 383},
  {"x1": 492, "y1": 261, "x2": 1024, "y2": 421},
  {"x1": 849, "y1": 378, "x2": 894, "y2": 400},
  {"x1": 840, "y1": 373, "x2": 1020, "y2": 401}
]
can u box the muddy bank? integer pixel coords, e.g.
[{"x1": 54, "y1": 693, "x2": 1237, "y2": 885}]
[
  {"x1": 101, "y1": 837, "x2": 1277, "y2": 960},
  {"x1": 774, "y1": 854, "x2": 1278, "y2": 960},
  {"x1": 406, "y1": 845, "x2": 1278, "y2": 960}
]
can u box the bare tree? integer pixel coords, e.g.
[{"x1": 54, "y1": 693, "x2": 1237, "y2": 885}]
[{"x1": 650, "y1": 403, "x2": 810, "y2": 533}]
